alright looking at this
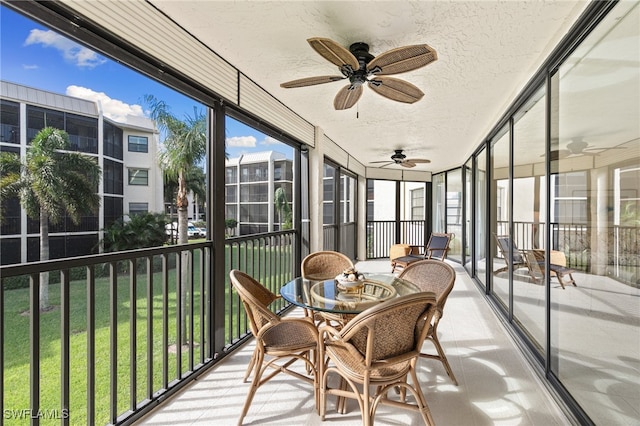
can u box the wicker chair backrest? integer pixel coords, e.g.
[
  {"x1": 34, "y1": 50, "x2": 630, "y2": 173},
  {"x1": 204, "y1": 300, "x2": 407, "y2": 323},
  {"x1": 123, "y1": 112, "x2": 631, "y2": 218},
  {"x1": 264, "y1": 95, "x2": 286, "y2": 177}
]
[
  {"x1": 229, "y1": 270, "x2": 279, "y2": 335},
  {"x1": 339, "y1": 293, "x2": 437, "y2": 363},
  {"x1": 302, "y1": 250, "x2": 354, "y2": 280}
]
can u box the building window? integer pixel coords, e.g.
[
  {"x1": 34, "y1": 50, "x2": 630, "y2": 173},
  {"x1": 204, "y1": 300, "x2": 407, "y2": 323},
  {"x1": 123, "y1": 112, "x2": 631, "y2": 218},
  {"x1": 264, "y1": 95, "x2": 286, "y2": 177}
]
[
  {"x1": 129, "y1": 202, "x2": 148, "y2": 216},
  {"x1": 240, "y1": 163, "x2": 268, "y2": 182},
  {"x1": 128, "y1": 168, "x2": 149, "y2": 185},
  {"x1": 128, "y1": 135, "x2": 148, "y2": 153},
  {"x1": 104, "y1": 122, "x2": 123, "y2": 160},
  {"x1": 26, "y1": 106, "x2": 64, "y2": 144},
  {"x1": 65, "y1": 114, "x2": 98, "y2": 153},
  {"x1": 411, "y1": 188, "x2": 424, "y2": 220},
  {"x1": 104, "y1": 159, "x2": 124, "y2": 195},
  {"x1": 0, "y1": 100, "x2": 20, "y2": 144},
  {"x1": 226, "y1": 166, "x2": 237, "y2": 183}
]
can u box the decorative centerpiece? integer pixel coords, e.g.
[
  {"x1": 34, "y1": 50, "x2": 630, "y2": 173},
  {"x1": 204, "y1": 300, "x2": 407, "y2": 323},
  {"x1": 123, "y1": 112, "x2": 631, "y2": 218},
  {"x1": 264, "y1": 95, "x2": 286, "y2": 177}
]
[{"x1": 335, "y1": 267, "x2": 365, "y2": 290}]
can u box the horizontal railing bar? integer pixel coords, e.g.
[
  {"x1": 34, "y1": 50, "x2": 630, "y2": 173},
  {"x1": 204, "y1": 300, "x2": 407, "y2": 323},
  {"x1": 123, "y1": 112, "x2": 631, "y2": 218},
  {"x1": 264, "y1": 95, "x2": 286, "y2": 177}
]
[{"x1": 0, "y1": 242, "x2": 210, "y2": 278}]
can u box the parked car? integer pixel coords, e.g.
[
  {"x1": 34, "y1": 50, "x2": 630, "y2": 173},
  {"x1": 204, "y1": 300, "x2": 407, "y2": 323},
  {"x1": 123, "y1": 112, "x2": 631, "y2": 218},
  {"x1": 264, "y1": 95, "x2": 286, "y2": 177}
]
[
  {"x1": 165, "y1": 222, "x2": 203, "y2": 239},
  {"x1": 187, "y1": 223, "x2": 203, "y2": 238}
]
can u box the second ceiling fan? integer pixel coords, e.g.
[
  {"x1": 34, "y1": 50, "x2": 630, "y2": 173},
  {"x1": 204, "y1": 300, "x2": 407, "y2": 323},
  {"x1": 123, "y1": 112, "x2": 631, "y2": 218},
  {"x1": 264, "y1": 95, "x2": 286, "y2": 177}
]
[
  {"x1": 280, "y1": 37, "x2": 437, "y2": 110},
  {"x1": 370, "y1": 150, "x2": 431, "y2": 168}
]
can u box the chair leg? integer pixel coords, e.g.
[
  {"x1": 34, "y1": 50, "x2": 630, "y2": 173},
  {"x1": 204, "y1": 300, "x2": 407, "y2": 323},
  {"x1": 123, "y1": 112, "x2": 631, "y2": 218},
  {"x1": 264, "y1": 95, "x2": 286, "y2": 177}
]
[
  {"x1": 243, "y1": 348, "x2": 257, "y2": 382},
  {"x1": 556, "y1": 272, "x2": 577, "y2": 289},
  {"x1": 422, "y1": 334, "x2": 458, "y2": 386},
  {"x1": 362, "y1": 378, "x2": 372, "y2": 426},
  {"x1": 238, "y1": 350, "x2": 265, "y2": 425},
  {"x1": 408, "y1": 367, "x2": 436, "y2": 426}
]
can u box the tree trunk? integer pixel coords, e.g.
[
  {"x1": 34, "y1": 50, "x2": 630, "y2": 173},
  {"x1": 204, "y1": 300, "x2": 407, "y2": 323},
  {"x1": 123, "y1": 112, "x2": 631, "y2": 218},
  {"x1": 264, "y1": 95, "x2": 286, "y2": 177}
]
[
  {"x1": 177, "y1": 171, "x2": 189, "y2": 344},
  {"x1": 39, "y1": 210, "x2": 50, "y2": 311}
]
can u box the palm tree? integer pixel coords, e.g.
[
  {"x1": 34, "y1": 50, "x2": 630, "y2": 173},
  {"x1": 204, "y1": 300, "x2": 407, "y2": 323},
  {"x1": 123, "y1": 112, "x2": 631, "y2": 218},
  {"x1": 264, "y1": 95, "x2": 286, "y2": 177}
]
[
  {"x1": 274, "y1": 187, "x2": 292, "y2": 230},
  {"x1": 145, "y1": 95, "x2": 206, "y2": 345},
  {"x1": 164, "y1": 165, "x2": 207, "y2": 229},
  {"x1": 145, "y1": 95, "x2": 206, "y2": 244},
  {"x1": 0, "y1": 127, "x2": 101, "y2": 311}
]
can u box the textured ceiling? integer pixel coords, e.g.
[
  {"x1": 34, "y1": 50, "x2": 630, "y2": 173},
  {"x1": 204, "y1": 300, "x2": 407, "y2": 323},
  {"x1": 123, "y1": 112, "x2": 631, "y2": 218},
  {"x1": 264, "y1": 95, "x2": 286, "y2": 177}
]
[{"x1": 149, "y1": 1, "x2": 589, "y2": 173}]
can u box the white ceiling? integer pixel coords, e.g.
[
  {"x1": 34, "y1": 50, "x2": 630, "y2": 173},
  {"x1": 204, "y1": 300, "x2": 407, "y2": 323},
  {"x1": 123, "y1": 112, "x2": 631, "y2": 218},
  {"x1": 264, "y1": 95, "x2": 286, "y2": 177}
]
[{"x1": 148, "y1": 1, "x2": 591, "y2": 173}]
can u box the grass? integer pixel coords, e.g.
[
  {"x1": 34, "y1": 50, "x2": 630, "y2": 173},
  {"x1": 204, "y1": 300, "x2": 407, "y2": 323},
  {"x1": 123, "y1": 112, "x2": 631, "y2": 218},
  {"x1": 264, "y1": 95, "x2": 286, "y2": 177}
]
[
  {"x1": 3, "y1": 259, "x2": 203, "y2": 425},
  {"x1": 2, "y1": 242, "x2": 294, "y2": 425}
]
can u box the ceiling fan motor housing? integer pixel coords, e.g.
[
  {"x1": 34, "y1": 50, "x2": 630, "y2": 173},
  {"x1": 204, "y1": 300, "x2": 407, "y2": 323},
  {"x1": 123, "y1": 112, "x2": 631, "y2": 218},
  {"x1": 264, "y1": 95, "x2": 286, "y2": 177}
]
[
  {"x1": 349, "y1": 42, "x2": 374, "y2": 65},
  {"x1": 347, "y1": 42, "x2": 375, "y2": 87},
  {"x1": 391, "y1": 150, "x2": 406, "y2": 162}
]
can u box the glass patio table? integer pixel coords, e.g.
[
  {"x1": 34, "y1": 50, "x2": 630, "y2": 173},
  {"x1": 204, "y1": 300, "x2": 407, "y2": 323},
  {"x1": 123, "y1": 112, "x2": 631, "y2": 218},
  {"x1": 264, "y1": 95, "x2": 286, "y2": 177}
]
[{"x1": 280, "y1": 274, "x2": 425, "y2": 315}]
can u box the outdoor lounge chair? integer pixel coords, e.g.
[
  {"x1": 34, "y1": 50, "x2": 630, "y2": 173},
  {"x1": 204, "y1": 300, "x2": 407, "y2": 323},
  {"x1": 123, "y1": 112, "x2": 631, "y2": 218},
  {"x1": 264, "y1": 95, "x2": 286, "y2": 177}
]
[
  {"x1": 389, "y1": 243, "x2": 412, "y2": 272},
  {"x1": 493, "y1": 234, "x2": 529, "y2": 274},
  {"x1": 524, "y1": 250, "x2": 578, "y2": 289},
  {"x1": 391, "y1": 232, "x2": 454, "y2": 273},
  {"x1": 319, "y1": 293, "x2": 438, "y2": 426},
  {"x1": 399, "y1": 259, "x2": 458, "y2": 385},
  {"x1": 229, "y1": 270, "x2": 319, "y2": 425}
]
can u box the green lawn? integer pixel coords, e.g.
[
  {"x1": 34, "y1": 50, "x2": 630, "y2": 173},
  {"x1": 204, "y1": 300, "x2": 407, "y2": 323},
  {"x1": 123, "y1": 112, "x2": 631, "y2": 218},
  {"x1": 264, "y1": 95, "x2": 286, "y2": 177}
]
[
  {"x1": 2, "y1": 242, "x2": 294, "y2": 425},
  {"x1": 3, "y1": 260, "x2": 203, "y2": 425}
]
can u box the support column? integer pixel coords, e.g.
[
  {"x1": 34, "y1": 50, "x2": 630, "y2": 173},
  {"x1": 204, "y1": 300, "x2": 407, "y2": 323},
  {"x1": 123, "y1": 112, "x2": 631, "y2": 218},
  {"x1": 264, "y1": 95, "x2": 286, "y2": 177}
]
[{"x1": 308, "y1": 127, "x2": 325, "y2": 253}]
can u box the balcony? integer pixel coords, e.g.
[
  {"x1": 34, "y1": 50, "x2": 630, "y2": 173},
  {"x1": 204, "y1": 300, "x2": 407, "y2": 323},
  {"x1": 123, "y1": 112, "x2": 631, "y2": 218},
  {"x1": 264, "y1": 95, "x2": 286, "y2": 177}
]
[
  {"x1": 0, "y1": 236, "x2": 575, "y2": 425},
  {"x1": 138, "y1": 259, "x2": 569, "y2": 425}
]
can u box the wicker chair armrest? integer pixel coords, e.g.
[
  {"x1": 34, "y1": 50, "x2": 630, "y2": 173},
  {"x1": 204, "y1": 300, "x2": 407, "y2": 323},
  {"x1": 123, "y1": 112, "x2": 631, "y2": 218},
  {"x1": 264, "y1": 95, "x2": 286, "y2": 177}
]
[{"x1": 318, "y1": 323, "x2": 343, "y2": 341}]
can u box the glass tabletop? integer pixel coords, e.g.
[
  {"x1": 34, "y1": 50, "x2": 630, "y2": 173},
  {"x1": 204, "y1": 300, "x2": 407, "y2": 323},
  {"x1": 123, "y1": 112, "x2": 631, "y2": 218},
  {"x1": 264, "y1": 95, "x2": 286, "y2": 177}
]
[{"x1": 280, "y1": 274, "x2": 425, "y2": 315}]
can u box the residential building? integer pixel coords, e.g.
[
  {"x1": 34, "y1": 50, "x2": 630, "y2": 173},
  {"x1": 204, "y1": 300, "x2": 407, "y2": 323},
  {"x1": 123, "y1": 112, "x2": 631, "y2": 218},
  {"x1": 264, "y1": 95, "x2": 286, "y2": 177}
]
[
  {"x1": 225, "y1": 151, "x2": 293, "y2": 235},
  {"x1": 0, "y1": 81, "x2": 164, "y2": 264}
]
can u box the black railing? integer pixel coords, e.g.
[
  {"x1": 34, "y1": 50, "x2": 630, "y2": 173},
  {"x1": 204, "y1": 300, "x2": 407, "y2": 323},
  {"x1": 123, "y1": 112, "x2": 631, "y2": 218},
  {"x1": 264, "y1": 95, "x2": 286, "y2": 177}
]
[
  {"x1": 366, "y1": 220, "x2": 426, "y2": 259},
  {"x1": 0, "y1": 229, "x2": 298, "y2": 425},
  {"x1": 225, "y1": 230, "x2": 297, "y2": 347},
  {"x1": 497, "y1": 221, "x2": 638, "y2": 286}
]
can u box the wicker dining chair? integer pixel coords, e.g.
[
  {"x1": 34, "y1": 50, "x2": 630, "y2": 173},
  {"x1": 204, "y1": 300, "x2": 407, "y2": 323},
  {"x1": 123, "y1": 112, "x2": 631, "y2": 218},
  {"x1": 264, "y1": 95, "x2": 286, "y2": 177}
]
[
  {"x1": 229, "y1": 270, "x2": 319, "y2": 425},
  {"x1": 301, "y1": 250, "x2": 354, "y2": 281},
  {"x1": 301, "y1": 251, "x2": 355, "y2": 325},
  {"x1": 319, "y1": 292, "x2": 438, "y2": 426},
  {"x1": 399, "y1": 259, "x2": 458, "y2": 385}
]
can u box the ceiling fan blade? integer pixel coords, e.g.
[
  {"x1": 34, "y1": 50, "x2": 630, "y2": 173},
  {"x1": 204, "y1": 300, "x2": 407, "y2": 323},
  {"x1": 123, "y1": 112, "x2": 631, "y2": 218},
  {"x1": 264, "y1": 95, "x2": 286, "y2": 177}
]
[
  {"x1": 583, "y1": 146, "x2": 626, "y2": 151},
  {"x1": 405, "y1": 158, "x2": 431, "y2": 164},
  {"x1": 307, "y1": 37, "x2": 359, "y2": 70},
  {"x1": 334, "y1": 85, "x2": 363, "y2": 110},
  {"x1": 366, "y1": 44, "x2": 437, "y2": 75},
  {"x1": 401, "y1": 161, "x2": 417, "y2": 168},
  {"x1": 280, "y1": 75, "x2": 345, "y2": 88},
  {"x1": 368, "y1": 77, "x2": 424, "y2": 104},
  {"x1": 370, "y1": 160, "x2": 394, "y2": 164}
]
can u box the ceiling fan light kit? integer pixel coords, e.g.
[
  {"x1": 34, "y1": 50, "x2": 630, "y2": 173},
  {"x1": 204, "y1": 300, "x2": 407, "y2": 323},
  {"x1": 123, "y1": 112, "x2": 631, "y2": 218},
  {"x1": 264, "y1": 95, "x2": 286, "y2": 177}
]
[{"x1": 281, "y1": 37, "x2": 437, "y2": 110}]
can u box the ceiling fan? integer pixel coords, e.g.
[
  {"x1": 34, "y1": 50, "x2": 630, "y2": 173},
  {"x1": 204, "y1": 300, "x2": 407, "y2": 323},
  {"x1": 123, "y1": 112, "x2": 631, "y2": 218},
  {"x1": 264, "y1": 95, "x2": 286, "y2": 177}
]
[
  {"x1": 548, "y1": 138, "x2": 626, "y2": 160},
  {"x1": 370, "y1": 149, "x2": 431, "y2": 168},
  {"x1": 280, "y1": 37, "x2": 437, "y2": 110}
]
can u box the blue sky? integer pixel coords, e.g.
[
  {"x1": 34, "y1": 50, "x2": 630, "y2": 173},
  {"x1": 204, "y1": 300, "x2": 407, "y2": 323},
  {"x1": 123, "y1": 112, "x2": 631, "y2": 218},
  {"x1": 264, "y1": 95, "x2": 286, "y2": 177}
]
[{"x1": 0, "y1": 5, "x2": 291, "y2": 159}]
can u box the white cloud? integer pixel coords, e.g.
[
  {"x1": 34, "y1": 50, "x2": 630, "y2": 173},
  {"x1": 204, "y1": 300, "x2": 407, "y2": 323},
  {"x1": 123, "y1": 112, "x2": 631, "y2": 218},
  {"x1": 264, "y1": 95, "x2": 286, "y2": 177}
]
[
  {"x1": 261, "y1": 136, "x2": 284, "y2": 146},
  {"x1": 22, "y1": 64, "x2": 38, "y2": 70},
  {"x1": 227, "y1": 136, "x2": 257, "y2": 147},
  {"x1": 24, "y1": 29, "x2": 106, "y2": 68},
  {"x1": 66, "y1": 85, "x2": 145, "y2": 122}
]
